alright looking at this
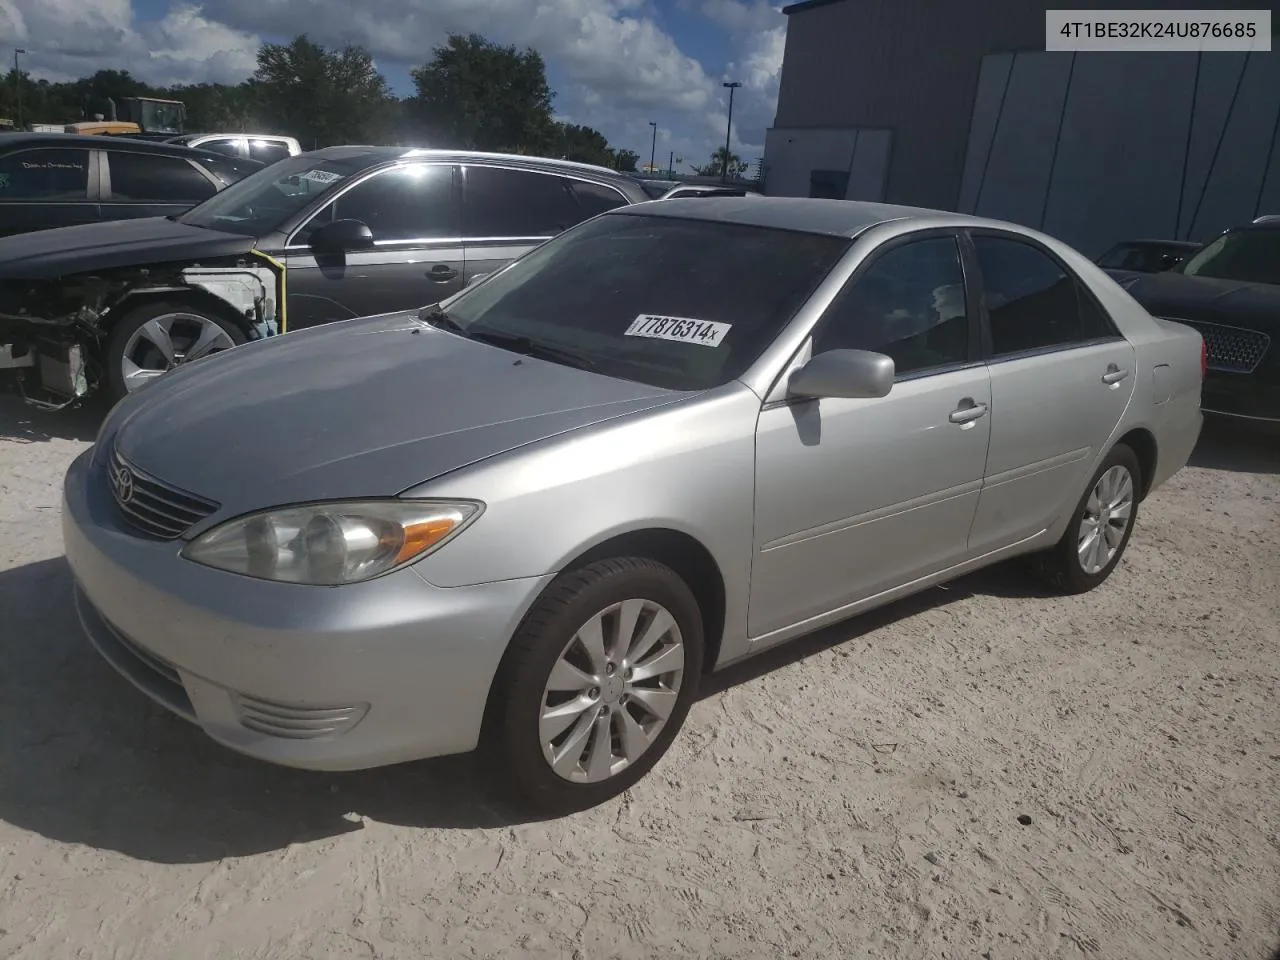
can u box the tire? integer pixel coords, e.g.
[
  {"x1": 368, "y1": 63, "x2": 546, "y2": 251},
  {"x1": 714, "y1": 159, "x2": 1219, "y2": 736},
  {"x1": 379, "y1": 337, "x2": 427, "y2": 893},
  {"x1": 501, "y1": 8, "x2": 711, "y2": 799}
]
[
  {"x1": 103, "y1": 299, "x2": 247, "y2": 405},
  {"x1": 484, "y1": 557, "x2": 705, "y2": 815},
  {"x1": 1032, "y1": 442, "x2": 1142, "y2": 595}
]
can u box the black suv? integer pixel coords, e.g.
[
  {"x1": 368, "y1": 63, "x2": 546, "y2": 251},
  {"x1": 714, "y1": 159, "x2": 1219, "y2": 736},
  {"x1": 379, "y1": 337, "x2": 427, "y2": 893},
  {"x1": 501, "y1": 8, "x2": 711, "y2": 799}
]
[
  {"x1": 0, "y1": 149, "x2": 652, "y2": 405},
  {"x1": 0, "y1": 133, "x2": 261, "y2": 238}
]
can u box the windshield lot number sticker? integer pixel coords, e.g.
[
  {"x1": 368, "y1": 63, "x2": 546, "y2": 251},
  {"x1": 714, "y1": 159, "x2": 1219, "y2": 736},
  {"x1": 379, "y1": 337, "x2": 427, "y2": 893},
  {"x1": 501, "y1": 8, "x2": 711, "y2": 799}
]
[{"x1": 626, "y1": 314, "x2": 730, "y2": 347}]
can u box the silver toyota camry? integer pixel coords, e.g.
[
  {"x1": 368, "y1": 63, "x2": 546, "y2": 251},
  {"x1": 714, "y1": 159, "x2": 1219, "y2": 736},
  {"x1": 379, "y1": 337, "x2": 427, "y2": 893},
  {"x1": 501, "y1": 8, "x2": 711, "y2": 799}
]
[{"x1": 62, "y1": 197, "x2": 1205, "y2": 812}]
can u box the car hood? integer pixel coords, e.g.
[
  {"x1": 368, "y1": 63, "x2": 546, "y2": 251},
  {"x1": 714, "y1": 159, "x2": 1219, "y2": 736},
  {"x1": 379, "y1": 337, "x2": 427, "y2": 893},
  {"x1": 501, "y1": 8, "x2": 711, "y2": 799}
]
[
  {"x1": 1121, "y1": 269, "x2": 1280, "y2": 333},
  {"x1": 0, "y1": 216, "x2": 255, "y2": 280},
  {"x1": 110, "y1": 311, "x2": 682, "y2": 525}
]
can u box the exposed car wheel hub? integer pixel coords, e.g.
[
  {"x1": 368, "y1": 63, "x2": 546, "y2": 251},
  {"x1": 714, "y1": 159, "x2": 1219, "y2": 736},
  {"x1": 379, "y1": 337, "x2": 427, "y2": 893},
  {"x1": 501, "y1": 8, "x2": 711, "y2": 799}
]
[
  {"x1": 120, "y1": 313, "x2": 236, "y2": 393},
  {"x1": 1077, "y1": 464, "x2": 1134, "y2": 575},
  {"x1": 539, "y1": 598, "x2": 685, "y2": 784}
]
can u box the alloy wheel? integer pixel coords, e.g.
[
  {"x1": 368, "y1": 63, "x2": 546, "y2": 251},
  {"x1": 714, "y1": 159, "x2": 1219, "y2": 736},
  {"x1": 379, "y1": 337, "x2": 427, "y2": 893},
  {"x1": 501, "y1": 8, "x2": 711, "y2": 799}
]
[
  {"x1": 1077, "y1": 464, "x2": 1134, "y2": 575},
  {"x1": 120, "y1": 313, "x2": 236, "y2": 393}
]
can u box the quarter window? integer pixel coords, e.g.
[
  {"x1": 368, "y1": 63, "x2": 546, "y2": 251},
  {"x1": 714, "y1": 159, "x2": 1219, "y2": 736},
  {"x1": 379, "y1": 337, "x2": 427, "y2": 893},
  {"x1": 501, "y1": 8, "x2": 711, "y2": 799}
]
[
  {"x1": 108, "y1": 153, "x2": 217, "y2": 203},
  {"x1": 464, "y1": 167, "x2": 584, "y2": 238},
  {"x1": 569, "y1": 180, "x2": 629, "y2": 218},
  {"x1": 813, "y1": 236, "x2": 971, "y2": 376},
  {"x1": 972, "y1": 235, "x2": 1113, "y2": 356},
  {"x1": 0, "y1": 148, "x2": 90, "y2": 200},
  {"x1": 305, "y1": 164, "x2": 457, "y2": 243}
]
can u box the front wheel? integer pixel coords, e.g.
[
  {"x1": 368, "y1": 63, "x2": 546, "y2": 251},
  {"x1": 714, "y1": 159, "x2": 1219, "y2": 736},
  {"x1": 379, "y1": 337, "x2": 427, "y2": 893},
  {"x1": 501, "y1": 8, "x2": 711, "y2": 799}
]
[
  {"x1": 1033, "y1": 443, "x2": 1142, "y2": 594},
  {"x1": 103, "y1": 300, "x2": 246, "y2": 404},
  {"x1": 485, "y1": 557, "x2": 705, "y2": 814}
]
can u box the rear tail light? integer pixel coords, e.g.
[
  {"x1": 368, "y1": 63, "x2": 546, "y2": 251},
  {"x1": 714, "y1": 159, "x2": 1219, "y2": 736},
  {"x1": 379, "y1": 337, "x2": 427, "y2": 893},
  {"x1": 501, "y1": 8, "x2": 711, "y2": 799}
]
[{"x1": 1200, "y1": 339, "x2": 1208, "y2": 380}]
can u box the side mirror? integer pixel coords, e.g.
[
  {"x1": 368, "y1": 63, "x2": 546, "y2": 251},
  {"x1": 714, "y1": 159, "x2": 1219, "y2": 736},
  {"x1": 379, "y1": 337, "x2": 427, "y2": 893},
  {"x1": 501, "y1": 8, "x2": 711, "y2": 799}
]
[
  {"x1": 309, "y1": 218, "x2": 375, "y2": 254},
  {"x1": 788, "y1": 349, "x2": 895, "y2": 400}
]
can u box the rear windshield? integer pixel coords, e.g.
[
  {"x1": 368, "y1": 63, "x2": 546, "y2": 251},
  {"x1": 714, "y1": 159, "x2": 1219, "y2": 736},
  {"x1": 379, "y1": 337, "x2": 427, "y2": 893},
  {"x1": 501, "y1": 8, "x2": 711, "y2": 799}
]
[
  {"x1": 1177, "y1": 228, "x2": 1280, "y2": 285},
  {"x1": 438, "y1": 212, "x2": 850, "y2": 391}
]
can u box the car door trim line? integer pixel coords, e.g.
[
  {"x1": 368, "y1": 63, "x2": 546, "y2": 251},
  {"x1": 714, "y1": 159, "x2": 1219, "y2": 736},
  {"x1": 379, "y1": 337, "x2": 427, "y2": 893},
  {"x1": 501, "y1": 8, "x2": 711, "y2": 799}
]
[
  {"x1": 981, "y1": 447, "x2": 1090, "y2": 489},
  {"x1": 760, "y1": 478, "x2": 984, "y2": 552}
]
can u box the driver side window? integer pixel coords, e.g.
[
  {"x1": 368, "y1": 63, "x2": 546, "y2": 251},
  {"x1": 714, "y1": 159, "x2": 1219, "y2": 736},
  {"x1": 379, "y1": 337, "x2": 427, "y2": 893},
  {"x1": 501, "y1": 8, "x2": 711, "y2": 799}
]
[
  {"x1": 812, "y1": 236, "x2": 971, "y2": 377},
  {"x1": 300, "y1": 164, "x2": 459, "y2": 244}
]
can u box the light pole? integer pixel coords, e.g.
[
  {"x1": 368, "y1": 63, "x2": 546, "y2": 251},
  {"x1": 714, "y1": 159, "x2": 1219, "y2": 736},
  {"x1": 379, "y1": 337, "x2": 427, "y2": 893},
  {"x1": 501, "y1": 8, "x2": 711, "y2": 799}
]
[
  {"x1": 721, "y1": 80, "x2": 741, "y2": 183},
  {"x1": 648, "y1": 121, "x2": 657, "y2": 175},
  {"x1": 14, "y1": 48, "x2": 26, "y2": 130}
]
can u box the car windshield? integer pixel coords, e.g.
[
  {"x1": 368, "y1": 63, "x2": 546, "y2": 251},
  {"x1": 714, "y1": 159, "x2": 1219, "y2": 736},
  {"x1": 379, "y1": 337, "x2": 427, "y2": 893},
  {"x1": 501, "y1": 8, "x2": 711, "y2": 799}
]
[
  {"x1": 177, "y1": 154, "x2": 372, "y2": 236},
  {"x1": 434, "y1": 212, "x2": 850, "y2": 391},
  {"x1": 1176, "y1": 229, "x2": 1280, "y2": 285}
]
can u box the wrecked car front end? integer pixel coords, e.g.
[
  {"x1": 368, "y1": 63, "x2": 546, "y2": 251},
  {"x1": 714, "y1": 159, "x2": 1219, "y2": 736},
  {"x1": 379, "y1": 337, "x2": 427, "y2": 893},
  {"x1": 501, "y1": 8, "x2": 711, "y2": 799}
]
[{"x1": 0, "y1": 252, "x2": 285, "y2": 408}]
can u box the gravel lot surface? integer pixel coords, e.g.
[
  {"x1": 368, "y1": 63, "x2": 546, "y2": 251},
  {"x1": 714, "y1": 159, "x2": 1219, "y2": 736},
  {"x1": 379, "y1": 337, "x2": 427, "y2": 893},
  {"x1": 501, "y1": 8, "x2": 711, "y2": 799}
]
[{"x1": 1, "y1": 396, "x2": 1277, "y2": 960}]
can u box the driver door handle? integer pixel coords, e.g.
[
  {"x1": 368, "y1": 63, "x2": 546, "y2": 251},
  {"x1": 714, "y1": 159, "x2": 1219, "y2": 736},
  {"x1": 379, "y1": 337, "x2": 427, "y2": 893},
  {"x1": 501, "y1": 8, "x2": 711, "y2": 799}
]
[
  {"x1": 949, "y1": 398, "x2": 988, "y2": 424},
  {"x1": 427, "y1": 264, "x2": 459, "y2": 282},
  {"x1": 1101, "y1": 364, "x2": 1130, "y2": 385}
]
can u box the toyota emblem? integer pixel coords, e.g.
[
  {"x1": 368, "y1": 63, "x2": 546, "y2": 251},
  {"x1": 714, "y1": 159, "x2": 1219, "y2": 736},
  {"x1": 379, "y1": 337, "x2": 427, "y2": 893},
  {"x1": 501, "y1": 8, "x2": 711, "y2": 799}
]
[{"x1": 114, "y1": 464, "x2": 135, "y2": 504}]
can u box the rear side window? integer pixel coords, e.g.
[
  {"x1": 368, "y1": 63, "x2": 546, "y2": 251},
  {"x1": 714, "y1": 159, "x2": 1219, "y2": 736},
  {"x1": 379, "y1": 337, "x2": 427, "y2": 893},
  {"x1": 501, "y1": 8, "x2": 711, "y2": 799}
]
[
  {"x1": 464, "y1": 167, "x2": 584, "y2": 237},
  {"x1": 569, "y1": 180, "x2": 629, "y2": 218},
  {"x1": 249, "y1": 139, "x2": 293, "y2": 165},
  {"x1": 108, "y1": 153, "x2": 217, "y2": 203},
  {"x1": 0, "y1": 148, "x2": 90, "y2": 200},
  {"x1": 199, "y1": 138, "x2": 243, "y2": 158},
  {"x1": 973, "y1": 235, "x2": 1113, "y2": 356},
  {"x1": 315, "y1": 163, "x2": 458, "y2": 242}
]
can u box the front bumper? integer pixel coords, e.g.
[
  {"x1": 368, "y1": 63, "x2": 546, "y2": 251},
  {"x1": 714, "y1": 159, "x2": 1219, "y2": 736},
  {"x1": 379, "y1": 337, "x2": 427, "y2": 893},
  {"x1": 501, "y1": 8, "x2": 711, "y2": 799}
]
[{"x1": 62, "y1": 448, "x2": 552, "y2": 771}]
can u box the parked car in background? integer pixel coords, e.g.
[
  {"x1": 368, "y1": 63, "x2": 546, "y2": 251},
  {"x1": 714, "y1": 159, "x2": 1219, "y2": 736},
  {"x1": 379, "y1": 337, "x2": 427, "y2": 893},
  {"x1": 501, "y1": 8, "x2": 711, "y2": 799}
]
[
  {"x1": 64, "y1": 198, "x2": 1203, "y2": 813},
  {"x1": 1111, "y1": 220, "x2": 1279, "y2": 423},
  {"x1": 633, "y1": 177, "x2": 762, "y2": 200},
  {"x1": 0, "y1": 133, "x2": 261, "y2": 238},
  {"x1": 0, "y1": 148, "x2": 650, "y2": 406},
  {"x1": 166, "y1": 133, "x2": 302, "y2": 165},
  {"x1": 1096, "y1": 238, "x2": 1200, "y2": 273}
]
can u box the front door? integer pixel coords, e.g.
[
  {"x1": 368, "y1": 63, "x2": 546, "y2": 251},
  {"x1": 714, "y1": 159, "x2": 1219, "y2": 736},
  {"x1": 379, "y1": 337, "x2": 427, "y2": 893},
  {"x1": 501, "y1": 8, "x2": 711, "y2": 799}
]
[
  {"x1": 750, "y1": 233, "x2": 992, "y2": 640},
  {"x1": 284, "y1": 163, "x2": 464, "y2": 330},
  {"x1": 965, "y1": 232, "x2": 1137, "y2": 552}
]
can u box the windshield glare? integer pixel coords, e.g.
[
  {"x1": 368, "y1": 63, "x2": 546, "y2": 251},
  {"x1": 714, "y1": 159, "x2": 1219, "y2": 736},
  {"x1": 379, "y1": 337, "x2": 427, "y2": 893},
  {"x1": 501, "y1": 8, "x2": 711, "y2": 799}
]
[
  {"x1": 439, "y1": 213, "x2": 850, "y2": 391},
  {"x1": 1177, "y1": 229, "x2": 1280, "y2": 285},
  {"x1": 177, "y1": 154, "x2": 370, "y2": 236}
]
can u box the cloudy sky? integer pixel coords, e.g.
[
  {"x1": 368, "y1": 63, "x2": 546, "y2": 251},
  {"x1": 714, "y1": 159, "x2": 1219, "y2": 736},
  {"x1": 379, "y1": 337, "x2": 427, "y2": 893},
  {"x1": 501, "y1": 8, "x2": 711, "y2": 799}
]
[{"x1": 0, "y1": 0, "x2": 787, "y2": 171}]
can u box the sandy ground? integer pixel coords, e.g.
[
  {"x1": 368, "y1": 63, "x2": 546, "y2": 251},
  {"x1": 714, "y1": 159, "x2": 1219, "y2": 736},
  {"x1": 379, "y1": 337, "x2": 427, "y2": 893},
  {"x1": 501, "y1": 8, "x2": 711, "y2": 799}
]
[{"x1": 0, "y1": 395, "x2": 1277, "y2": 960}]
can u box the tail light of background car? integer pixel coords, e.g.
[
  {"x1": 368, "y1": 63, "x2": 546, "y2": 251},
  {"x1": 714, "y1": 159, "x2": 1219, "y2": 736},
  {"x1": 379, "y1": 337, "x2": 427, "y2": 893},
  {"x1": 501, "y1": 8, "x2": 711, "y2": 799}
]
[{"x1": 1201, "y1": 340, "x2": 1208, "y2": 380}]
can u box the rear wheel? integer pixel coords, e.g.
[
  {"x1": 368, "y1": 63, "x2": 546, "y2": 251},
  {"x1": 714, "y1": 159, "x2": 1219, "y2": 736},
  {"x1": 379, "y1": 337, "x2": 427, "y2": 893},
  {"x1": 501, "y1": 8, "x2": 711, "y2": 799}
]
[
  {"x1": 485, "y1": 557, "x2": 704, "y2": 814},
  {"x1": 103, "y1": 300, "x2": 246, "y2": 404},
  {"x1": 1033, "y1": 443, "x2": 1141, "y2": 594}
]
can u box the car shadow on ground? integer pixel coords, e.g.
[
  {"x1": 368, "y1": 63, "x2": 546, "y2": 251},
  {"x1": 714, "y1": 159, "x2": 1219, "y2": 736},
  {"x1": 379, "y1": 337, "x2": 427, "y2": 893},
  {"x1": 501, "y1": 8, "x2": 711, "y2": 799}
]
[
  {"x1": 0, "y1": 394, "x2": 105, "y2": 444},
  {"x1": 0, "y1": 552, "x2": 1046, "y2": 863},
  {"x1": 1190, "y1": 415, "x2": 1280, "y2": 475}
]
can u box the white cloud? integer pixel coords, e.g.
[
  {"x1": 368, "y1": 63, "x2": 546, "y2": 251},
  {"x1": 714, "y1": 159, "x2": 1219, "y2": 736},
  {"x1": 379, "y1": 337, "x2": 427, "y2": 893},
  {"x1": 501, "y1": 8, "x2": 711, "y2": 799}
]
[
  {"x1": 1, "y1": 0, "x2": 259, "y2": 85},
  {"x1": 1, "y1": 0, "x2": 788, "y2": 170}
]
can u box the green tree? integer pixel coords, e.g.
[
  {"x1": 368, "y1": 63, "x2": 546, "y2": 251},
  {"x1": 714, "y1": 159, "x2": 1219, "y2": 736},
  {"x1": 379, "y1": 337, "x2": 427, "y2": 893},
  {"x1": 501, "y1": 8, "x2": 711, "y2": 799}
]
[
  {"x1": 692, "y1": 146, "x2": 748, "y2": 179},
  {"x1": 253, "y1": 35, "x2": 396, "y2": 148},
  {"x1": 410, "y1": 34, "x2": 556, "y2": 153},
  {"x1": 613, "y1": 149, "x2": 639, "y2": 173},
  {"x1": 550, "y1": 123, "x2": 615, "y2": 166}
]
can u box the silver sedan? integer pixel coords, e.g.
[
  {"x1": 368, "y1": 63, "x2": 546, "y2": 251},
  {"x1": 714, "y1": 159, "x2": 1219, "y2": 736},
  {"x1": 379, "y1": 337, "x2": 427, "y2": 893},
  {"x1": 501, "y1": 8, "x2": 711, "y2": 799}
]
[{"x1": 62, "y1": 197, "x2": 1205, "y2": 812}]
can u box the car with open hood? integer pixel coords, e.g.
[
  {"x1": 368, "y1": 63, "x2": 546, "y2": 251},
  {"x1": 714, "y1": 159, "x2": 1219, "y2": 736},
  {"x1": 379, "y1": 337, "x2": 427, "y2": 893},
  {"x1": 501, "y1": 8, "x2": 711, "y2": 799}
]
[
  {"x1": 63, "y1": 197, "x2": 1204, "y2": 813},
  {"x1": 0, "y1": 147, "x2": 649, "y2": 407}
]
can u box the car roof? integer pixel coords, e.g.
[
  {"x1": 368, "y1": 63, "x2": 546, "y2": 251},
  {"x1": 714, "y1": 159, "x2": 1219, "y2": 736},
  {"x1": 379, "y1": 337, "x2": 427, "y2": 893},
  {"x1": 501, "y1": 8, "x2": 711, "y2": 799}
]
[
  {"x1": 613, "y1": 196, "x2": 974, "y2": 237},
  {"x1": 0, "y1": 131, "x2": 260, "y2": 162},
  {"x1": 301, "y1": 145, "x2": 639, "y2": 184}
]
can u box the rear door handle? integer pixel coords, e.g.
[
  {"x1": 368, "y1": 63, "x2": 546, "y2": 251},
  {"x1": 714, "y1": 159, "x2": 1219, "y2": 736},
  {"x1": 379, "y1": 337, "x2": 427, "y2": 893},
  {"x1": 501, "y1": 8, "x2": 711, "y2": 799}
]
[
  {"x1": 949, "y1": 398, "x2": 988, "y2": 424},
  {"x1": 1101, "y1": 364, "x2": 1130, "y2": 385},
  {"x1": 427, "y1": 264, "x2": 459, "y2": 282}
]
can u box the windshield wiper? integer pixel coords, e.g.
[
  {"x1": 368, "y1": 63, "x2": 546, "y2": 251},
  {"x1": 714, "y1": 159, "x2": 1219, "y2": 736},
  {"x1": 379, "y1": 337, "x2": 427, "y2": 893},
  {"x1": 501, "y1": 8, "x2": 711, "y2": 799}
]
[
  {"x1": 467, "y1": 328, "x2": 598, "y2": 372},
  {"x1": 419, "y1": 304, "x2": 468, "y2": 335}
]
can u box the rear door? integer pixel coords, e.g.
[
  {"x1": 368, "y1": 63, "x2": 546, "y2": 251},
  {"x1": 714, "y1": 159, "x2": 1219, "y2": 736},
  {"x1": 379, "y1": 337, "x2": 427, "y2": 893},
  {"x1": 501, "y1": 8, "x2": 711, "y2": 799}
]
[
  {"x1": 101, "y1": 149, "x2": 221, "y2": 221},
  {"x1": 283, "y1": 162, "x2": 463, "y2": 329},
  {"x1": 460, "y1": 165, "x2": 630, "y2": 286},
  {"x1": 965, "y1": 231, "x2": 1136, "y2": 553},
  {"x1": 0, "y1": 146, "x2": 99, "y2": 236}
]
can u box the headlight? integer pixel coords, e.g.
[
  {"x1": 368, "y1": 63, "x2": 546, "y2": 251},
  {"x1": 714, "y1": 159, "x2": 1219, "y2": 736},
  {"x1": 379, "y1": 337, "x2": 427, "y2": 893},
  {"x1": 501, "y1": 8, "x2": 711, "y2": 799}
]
[{"x1": 181, "y1": 499, "x2": 481, "y2": 585}]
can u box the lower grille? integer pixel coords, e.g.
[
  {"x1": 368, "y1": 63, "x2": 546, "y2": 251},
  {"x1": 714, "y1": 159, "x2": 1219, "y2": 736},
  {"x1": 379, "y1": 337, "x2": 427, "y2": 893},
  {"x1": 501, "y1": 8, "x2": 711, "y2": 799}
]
[
  {"x1": 109, "y1": 445, "x2": 220, "y2": 539},
  {"x1": 235, "y1": 696, "x2": 368, "y2": 740},
  {"x1": 110, "y1": 624, "x2": 183, "y2": 687},
  {"x1": 1170, "y1": 319, "x2": 1271, "y2": 374}
]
